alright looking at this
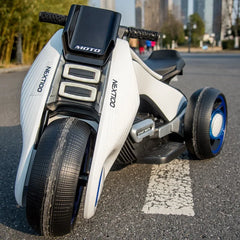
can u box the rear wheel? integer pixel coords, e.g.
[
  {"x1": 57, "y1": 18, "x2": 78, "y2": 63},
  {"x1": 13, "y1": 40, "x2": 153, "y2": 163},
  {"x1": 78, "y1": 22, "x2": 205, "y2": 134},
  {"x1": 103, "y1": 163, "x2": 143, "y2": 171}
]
[
  {"x1": 184, "y1": 87, "x2": 227, "y2": 159},
  {"x1": 26, "y1": 117, "x2": 91, "y2": 237}
]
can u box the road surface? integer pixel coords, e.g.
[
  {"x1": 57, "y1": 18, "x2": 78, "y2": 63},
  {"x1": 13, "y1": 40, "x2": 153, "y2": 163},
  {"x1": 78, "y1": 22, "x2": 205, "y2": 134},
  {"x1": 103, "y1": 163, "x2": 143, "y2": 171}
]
[{"x1": 0, "y1": 53, "x2": 240, "y2": 239}]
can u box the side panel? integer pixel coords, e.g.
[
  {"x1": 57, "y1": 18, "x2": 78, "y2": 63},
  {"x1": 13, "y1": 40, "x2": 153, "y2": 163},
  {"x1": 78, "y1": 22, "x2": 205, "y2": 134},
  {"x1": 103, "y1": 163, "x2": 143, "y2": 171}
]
[
  {"x1": 15, "y1": 30, "x2": 63, "y2": 206},
  {"x1": 133, "y1": 61, "x2": 187, "y2": 121},
  {"x1": 84, "y1": 39, "x2": 140, "y2": 219}
]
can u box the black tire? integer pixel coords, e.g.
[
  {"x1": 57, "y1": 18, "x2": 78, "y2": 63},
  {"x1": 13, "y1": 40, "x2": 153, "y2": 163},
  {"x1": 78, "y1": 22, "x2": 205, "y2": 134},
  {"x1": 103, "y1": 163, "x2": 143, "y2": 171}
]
[
  {"x1": 184, "y1": 87, "x2": 227, "y2": 159},
  {"x1": 26, "y1": 117, "x2": 91, "y2": 237}
]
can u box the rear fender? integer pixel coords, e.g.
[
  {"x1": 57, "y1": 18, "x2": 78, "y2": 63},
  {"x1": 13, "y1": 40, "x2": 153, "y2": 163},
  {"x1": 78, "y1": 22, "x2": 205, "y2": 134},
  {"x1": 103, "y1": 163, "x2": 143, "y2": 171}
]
[{"x1": 133, "y1": 60, "x2": 187, "y2": 121}]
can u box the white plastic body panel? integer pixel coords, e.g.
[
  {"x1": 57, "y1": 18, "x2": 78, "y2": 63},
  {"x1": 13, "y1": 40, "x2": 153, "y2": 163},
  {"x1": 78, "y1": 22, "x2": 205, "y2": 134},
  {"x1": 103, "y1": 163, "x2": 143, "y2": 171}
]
[
  {"x1": 15, "y1": 30, "x2": 63, "y2": 206},
  {"x1": 84, "y1": 39, "x2": 140, "y2": 219},
  {"x1": 133, "y1": 61, "x2": 187, "y2": 121}
]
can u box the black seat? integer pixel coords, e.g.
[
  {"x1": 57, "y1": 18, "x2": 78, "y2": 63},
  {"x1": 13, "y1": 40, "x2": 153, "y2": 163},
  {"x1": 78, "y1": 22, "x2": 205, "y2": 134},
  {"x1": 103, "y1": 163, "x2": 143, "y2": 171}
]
[{"x1": 144, "y1": 50, "x2": 185, "y2": 81}]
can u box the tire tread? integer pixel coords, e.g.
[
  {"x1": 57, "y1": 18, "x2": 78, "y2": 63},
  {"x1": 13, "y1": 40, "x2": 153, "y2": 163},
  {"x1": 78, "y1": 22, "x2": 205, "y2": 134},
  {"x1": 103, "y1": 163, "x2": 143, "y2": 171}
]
[{"x1": 26, "y1": 117, "x2": 90, "y2": 237}]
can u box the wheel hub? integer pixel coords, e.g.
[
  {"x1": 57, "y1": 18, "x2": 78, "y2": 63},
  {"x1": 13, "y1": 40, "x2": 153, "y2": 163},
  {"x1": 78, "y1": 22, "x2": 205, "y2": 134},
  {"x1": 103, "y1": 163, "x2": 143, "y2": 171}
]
[{"x1": 210, "y1": 112, "x2": 224, "y2": 138}]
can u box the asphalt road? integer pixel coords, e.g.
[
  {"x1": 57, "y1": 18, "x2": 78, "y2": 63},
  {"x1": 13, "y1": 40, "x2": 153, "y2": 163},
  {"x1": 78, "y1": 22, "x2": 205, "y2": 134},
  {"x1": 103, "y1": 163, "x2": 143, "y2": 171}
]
[{"x1": 0, "y1": 53, "x2": 240, "y2": 240}]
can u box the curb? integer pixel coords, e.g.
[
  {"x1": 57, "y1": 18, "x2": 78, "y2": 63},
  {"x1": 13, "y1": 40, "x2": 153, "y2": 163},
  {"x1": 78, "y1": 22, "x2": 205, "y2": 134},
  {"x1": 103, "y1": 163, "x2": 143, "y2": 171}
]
[{"x1": 0, "y1": 65, "x2": 30, "y2": 74}]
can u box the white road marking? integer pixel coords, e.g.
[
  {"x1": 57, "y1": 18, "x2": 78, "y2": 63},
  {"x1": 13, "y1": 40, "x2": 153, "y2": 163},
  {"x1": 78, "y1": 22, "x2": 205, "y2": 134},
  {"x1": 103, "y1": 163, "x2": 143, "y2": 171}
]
[{"x1": 142, "y1": 159, "x2": 195, "y2": 216}]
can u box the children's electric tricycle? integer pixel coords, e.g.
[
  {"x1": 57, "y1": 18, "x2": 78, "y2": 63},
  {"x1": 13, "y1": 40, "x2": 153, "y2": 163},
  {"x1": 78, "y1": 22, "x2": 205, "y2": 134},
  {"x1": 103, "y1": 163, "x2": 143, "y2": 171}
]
[{"x1": 15, "y1": 4, "x2": 227, "y2": 237}]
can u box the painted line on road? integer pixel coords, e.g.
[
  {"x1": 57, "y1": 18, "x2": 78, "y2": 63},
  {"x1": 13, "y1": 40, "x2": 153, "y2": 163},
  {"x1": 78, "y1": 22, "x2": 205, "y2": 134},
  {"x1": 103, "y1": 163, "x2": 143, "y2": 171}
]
[{"x1": 142, "y1": 159, "x2": 195, "y2": 216}]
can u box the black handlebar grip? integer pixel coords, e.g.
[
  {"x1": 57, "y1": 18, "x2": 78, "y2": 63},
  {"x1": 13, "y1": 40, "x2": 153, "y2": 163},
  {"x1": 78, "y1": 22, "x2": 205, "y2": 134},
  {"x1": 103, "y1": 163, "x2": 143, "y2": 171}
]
[
  {"x1": 127, "y1": 27, "x2": 159, "y2": 41},
  {"x1": 39, "y1": 12, "x2": 67, "y2": 26}
]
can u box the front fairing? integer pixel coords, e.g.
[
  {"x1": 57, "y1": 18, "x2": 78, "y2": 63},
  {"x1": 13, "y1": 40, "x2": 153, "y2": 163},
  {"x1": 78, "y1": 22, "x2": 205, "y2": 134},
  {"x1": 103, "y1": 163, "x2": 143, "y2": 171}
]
[
  {"x1": 15, "y1": 30, "x2": 63, "y2": 206},
  {"x1": 84, "y1": 38, "x2": 140, "y2": 219}
]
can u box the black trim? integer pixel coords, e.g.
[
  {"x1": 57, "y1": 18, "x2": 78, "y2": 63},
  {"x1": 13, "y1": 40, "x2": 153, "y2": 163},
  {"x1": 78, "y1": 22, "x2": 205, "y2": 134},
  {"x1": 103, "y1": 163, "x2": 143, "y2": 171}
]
[
  {"x1": 139, "y1": 95, "x2": 169, "y2": 122},
  {"x1": 49, "y1": 103, "x2": 100, "y2": 122},
  {"x1": 62, "y1": 5, "x2": 121, "y2": 66},
  {"x1": 68, "y1": 68, "x2": 95, "y2": 79},
  {"x1": 47, "y1": 88, "x2": 100, "y2": 122},
  {"x1": 64, "y1": 86, "x2": 92, "y2": 98},
  {"x1": 144, "y1": 50, "x2": 185, "y2": 82}
]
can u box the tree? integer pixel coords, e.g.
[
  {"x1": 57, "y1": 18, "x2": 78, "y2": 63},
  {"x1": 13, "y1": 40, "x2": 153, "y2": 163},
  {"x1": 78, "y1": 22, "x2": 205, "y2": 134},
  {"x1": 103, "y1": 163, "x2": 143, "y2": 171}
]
[
  {"x1": 0, "y1": 0, "x2": 88, "y2": 65},
  {"x1": 188, "y1": 13, "x2": 205, "y2": 47},
  {"x1": 160, "y1": 12, "x2": 185, "y2": 47}
]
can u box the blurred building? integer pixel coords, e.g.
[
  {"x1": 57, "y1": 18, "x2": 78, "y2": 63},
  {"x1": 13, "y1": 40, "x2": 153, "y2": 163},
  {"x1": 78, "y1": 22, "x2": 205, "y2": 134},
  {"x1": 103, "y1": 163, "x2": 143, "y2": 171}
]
[
  {"x1": 172, "y1": 0, "x2": 182, "y2": 22},
  {"x1": 89, "y1": 0, "x2": 115, "y2": 10},
  {"x1": 100, "y1": 0, "x2": 115, "y2": 10},
  {"x1": 220, "y1": 0, "x2": 234, "y2": 40},
  {"x1": 135, "y1": 0, "x2": 169, "y2": 31},
  {"x1": 135, "y1": 0, "x2": 188, "y2": 31},
  {"x1": 89, "y1": 0, "x2": 233, "y2": 43},
  {"x1": 136, "y1": 0, "x2": 144, "y2": 28},
  {"x1": 181, "y1": 0, "x2": 189, "y2": 25},
  {"x1": 180, "y1": 0, "x2": 233, "y2": 42},
  {"x1": 194, "y1": 0, "x2": 214, "y2": 35},
  {"x1": 213, "y1": 0, "x2": 223, "y2": 42},
  {"x1": 89, "y1": 0, "x2": 135, "y2": 26}
]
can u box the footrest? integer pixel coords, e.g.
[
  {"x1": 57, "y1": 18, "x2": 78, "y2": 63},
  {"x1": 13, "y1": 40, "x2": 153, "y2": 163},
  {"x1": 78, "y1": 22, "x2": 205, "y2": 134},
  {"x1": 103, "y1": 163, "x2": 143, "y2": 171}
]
[{"x1": 142, "y1": 142, "x2": 186, "y2": 164}]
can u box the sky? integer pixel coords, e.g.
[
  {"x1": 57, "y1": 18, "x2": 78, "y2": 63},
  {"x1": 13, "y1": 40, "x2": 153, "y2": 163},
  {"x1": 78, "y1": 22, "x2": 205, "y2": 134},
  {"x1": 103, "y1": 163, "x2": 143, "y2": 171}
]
[
  {"x1": 115, "y1": 0, "x2": 135, "y2": 26},
  {"x1": 188, "y1": 0, "x2": 193, "y2": 16},
  {"x1": 89, "y1": 0, "x2": 135, "y2": 26}
]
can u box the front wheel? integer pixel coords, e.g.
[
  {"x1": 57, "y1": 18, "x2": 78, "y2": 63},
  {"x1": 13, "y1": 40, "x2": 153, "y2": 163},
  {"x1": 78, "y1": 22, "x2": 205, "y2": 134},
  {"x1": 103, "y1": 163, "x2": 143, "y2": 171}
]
[
  {"x1": 26, "y1": 117, "x2": 91, "y2": 237},
  {"x1": 184, "y1": 87, "x2": 227, "y2": 160}
]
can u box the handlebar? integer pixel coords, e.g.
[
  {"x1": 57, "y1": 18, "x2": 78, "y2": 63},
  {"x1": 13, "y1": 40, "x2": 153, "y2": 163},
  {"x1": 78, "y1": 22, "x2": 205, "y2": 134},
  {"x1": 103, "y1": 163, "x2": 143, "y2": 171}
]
[
  {"x1": 39, "y1": 11, "x2": 159, "y2": 41},
  {"x1": 39, "y1": 12, "x2": 67, "y2": 26},
  {"x1": 121, "y1": 27, "x2": 159, "y2": 41}
]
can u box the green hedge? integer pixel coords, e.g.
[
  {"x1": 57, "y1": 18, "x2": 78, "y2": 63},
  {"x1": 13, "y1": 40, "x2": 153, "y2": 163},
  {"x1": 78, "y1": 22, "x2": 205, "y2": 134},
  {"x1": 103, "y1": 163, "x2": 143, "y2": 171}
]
[{"x1": 222, "y1": 39, "x2": 240, "y2": 49}]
